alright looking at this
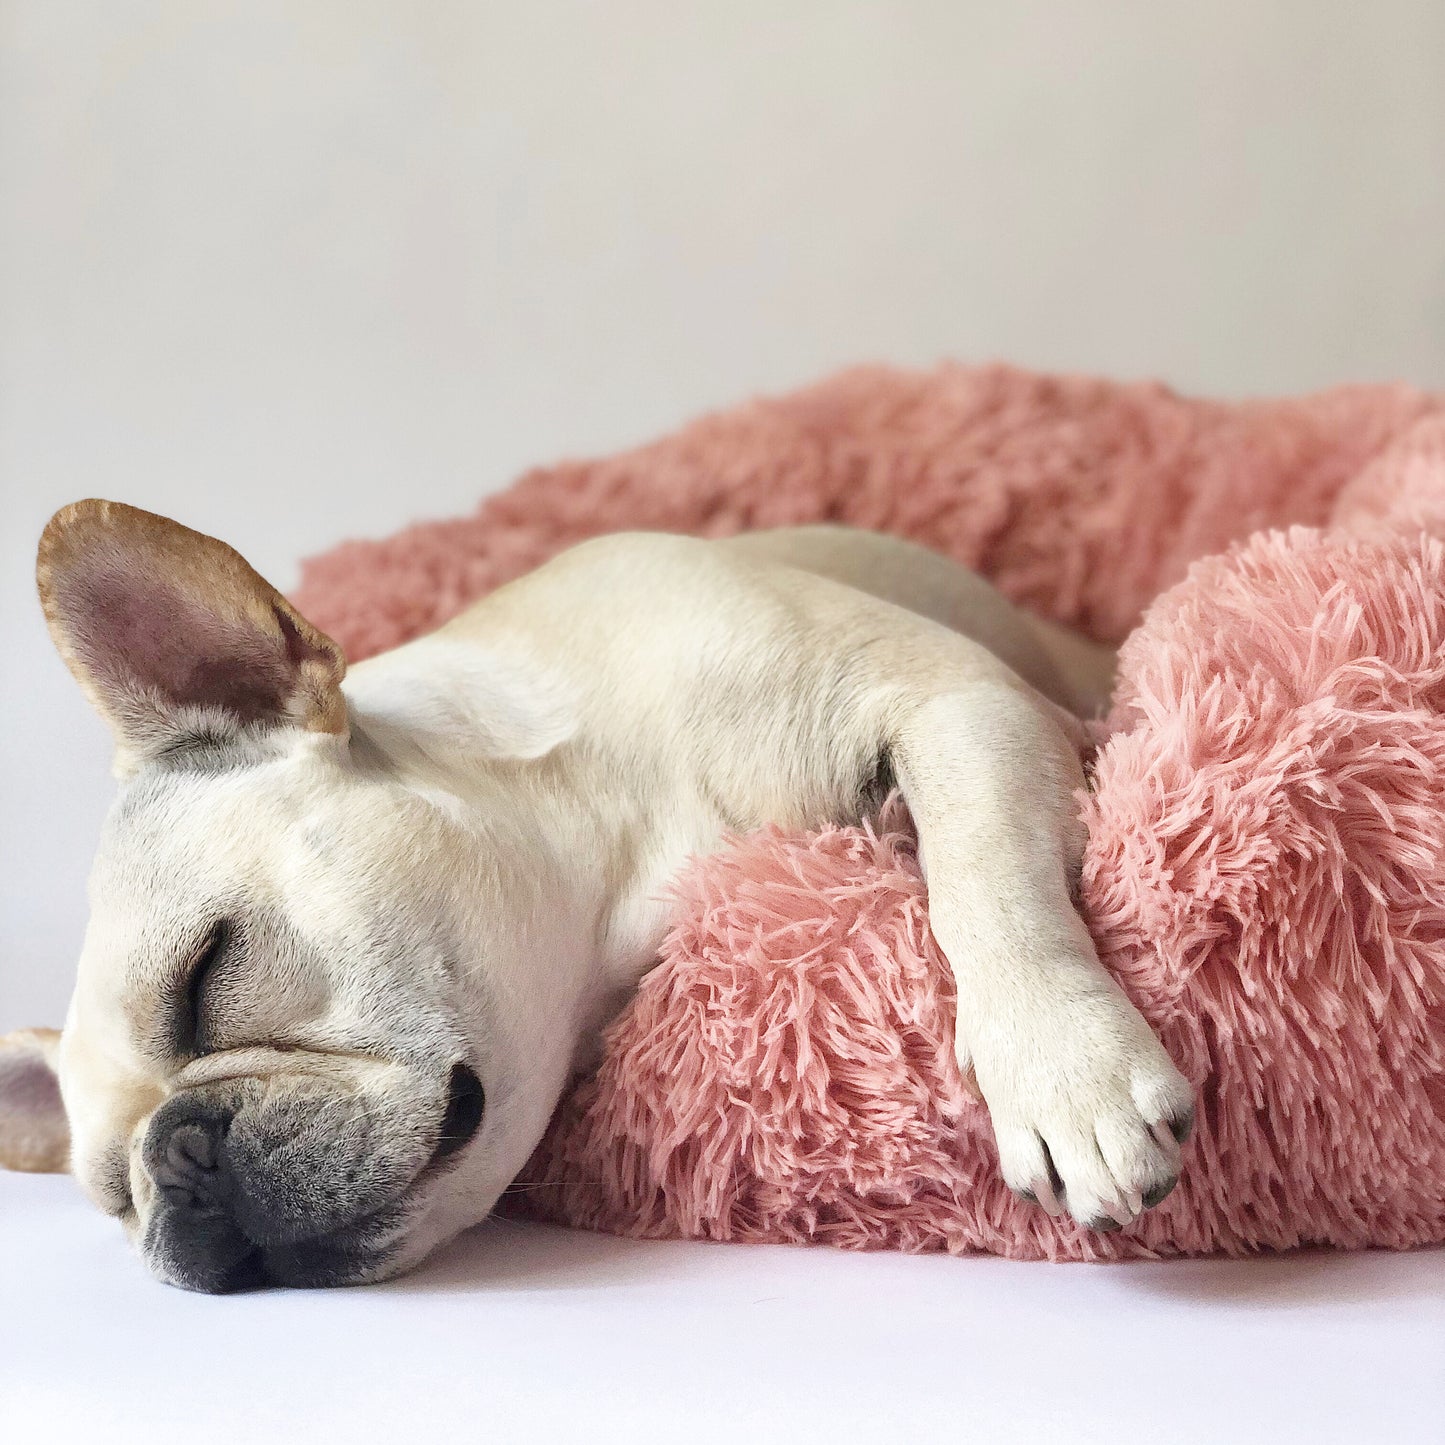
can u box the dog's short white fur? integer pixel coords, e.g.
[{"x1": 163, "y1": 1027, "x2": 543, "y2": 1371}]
[{"x1": 0, "y1": 503, "x2": 1192, "y2": 1290}]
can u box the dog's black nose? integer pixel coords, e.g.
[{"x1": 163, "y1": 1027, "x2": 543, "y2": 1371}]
[
  {"x1": 140, "y1": 1083, "x2": 425, "y2": 1292},
  {"x1": 148, "y1": 1098, "x2": 234, "y2": 1212},
  {"x1": 143, "y1": 1096, "x2": 263, "y2": 1292}
]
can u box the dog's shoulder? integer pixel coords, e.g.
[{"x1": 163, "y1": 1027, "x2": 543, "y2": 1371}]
[
  {"x1": 516, "y1": 530, "x2": 762, "y2": 598},
  {"x1": 446, "y1": 529, "x2": 814, "y2": 646}
]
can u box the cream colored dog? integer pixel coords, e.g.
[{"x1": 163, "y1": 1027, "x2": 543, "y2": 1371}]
[{"x1": 0, "y1": 501, "x2": 1193, "y2": 1291}]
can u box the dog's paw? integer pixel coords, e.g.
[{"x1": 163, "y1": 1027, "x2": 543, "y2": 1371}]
[{"x1": 966, "y1": 982, "x2": 1194, "y2": 1231}]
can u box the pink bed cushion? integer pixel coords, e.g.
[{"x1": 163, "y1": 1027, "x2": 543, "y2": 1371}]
[{"x1": 294, "y1": 365, "x2": 1445, "y2": 1258}]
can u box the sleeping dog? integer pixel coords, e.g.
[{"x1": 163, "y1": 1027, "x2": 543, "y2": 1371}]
[{"x1": 0, "y1": 501, "x2": 1193, "y2": 1290}]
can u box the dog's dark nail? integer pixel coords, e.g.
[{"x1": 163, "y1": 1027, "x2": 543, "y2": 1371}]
[
  {"x1": 1086, "y1": 1214, "x2": 1124, "y2": 1234},
  {"x1": 1016, "y1": 1187, "x2": 1038, "y2": 1205},
  {"x1": 1142, "y1": 1176, "x2": 1178, "y2": 1210},
  {"x1": 1169, "y1": 1104, "x2": 1196, "y2": 1145},
  {"x1": 1041, "y1": 1139, "x2": 1063, "y2": 1195}
]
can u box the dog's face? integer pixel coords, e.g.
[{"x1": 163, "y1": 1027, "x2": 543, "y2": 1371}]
[{"x1": 0, "y1": 501, "x2": 579, "y2": 1290}]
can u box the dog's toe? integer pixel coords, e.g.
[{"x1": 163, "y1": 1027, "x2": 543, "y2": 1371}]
[{"x1": 995, "y1": 1124, "x2": 1065, "y2": 1216}]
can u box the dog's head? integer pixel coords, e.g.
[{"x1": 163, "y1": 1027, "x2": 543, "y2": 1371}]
[{"x1": 0, "y1": 501, "x2": 581, "y2": 1290}]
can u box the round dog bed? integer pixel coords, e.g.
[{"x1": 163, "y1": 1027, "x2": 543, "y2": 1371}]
[{"x1": 295, "y1": 364, "x2": 1445, "y2": 1259}]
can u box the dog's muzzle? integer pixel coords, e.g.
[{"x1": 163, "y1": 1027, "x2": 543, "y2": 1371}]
[{"x1": 140, "y1": 1063, "x2": 485, "y2": 1292}]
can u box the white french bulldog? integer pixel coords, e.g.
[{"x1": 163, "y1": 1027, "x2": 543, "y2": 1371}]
[{"x1": 0, "y1": 502, "x2": 1193, "y2": 1290}]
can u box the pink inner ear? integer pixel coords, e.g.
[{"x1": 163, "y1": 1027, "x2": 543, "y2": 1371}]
[
  {"x1": 0, "y1": 1049, "x2": 61, "y2": 1118},
  {"x1": 66, "y1": 564, "x2": 296, "y2": 725}
]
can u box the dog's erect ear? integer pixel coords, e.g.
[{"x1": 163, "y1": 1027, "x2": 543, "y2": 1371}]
[
  {"x1": 0, "y1": 1029, "x2": 69, "y2": 1173},
  {"x1": 37, "y1": 500, "x2": 347, "y2": 770}
]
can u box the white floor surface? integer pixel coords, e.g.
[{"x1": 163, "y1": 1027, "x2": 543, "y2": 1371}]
[{"x1": 3, "y1": 1171, "x2": 1442, "y2": 1445}]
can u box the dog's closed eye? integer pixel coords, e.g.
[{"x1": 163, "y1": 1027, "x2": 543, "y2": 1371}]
[{"x1": 180, "y1": 920, "x2": 231, "y2": 1057}]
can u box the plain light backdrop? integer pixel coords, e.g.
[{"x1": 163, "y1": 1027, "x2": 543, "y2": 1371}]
[
  {"x1": 5, "y1": 14, "x2": 1445, "y2": 1444},
  {"x1": 4, "y1": 2, "x2": 1445, "y2": 1028}
]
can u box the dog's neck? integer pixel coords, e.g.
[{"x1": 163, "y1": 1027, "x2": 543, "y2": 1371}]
[{"x1": 341, "y1": 634, "x2": 663, "y2": 1075}]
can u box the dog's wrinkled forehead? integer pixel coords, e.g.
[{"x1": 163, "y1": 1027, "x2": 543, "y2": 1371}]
[
  {"x1": 64, "y1": 729, "x2": 472, "y2": 1092},
  {"x1": 99, "y1": 747, "x2": 312, "y2": 907},
  {"x1": 82, "y1": 744, "x2": 343, "y2": 1015},
  {"x1": 79, "y1": 734, "x2": 464, "y2": 1047}
]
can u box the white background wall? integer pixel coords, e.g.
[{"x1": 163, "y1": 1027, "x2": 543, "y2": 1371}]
[{"x1": 4, "y1": 2, "x2": 1444, "y2": 1028}]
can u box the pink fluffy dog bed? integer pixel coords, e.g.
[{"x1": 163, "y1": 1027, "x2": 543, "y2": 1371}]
[{"x1": 295, "y1": 365, "x2": 1445, "y2": 1260}]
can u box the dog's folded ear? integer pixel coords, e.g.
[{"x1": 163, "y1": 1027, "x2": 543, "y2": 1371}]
[
  {"x1": 0, "y1": 1029, "x2": 69, "y2": 1173},
  {"x1": 37, "y1": 500, "x2": 347, "y2": 771}
]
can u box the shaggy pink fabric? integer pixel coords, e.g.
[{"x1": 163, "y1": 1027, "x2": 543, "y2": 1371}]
[{"x1": 294, "y1": 364, "x2": 1445, "y2": 1258}]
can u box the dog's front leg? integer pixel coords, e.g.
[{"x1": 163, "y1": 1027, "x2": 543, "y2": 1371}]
[{"x1": 887, "y1": 680, "x2": 1194, "y2": 1230}]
